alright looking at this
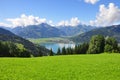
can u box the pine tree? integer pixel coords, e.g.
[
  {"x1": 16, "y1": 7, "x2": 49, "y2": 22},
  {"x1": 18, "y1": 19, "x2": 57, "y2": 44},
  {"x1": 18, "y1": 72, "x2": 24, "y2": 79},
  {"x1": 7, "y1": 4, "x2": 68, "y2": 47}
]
[
  {"x1": 49, "y1": 48, "x2": 54, "y2": 56},
  {"x1": 62, "y1": 47, "x2": 66, "y2": 55},
  {"x1": 57, "y1": 48, "x2": 61, "y2": 55}
]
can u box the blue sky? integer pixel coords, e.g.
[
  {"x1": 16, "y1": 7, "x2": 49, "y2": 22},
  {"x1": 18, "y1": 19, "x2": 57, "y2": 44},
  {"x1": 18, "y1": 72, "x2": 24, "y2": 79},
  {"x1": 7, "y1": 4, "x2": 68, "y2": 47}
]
[{"x1": 0, "y1": 0, "x2": 120, "y2": 27}]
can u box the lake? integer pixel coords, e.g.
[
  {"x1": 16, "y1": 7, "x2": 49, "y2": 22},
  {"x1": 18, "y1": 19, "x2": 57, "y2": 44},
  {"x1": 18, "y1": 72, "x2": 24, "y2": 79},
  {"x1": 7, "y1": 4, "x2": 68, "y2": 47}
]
[{"x1": 40, "y1": 43, "x2": 75, "y2": 53}]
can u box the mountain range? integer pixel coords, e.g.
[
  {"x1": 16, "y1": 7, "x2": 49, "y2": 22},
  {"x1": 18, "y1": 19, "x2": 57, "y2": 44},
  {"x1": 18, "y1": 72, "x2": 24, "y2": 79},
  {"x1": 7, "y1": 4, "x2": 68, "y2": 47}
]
[
  {"x1": 58, "y1": 25, "x2": 95, "y2": 36},
  {"x1": 10, "y1": 23, "x2": 95, "y2": 38},
  {"x1": 1, "y1": 23, "x2": 120, "y2": 44},
  {"x1": 71, "y1": 25, "x2": 120, "y2": 43}
]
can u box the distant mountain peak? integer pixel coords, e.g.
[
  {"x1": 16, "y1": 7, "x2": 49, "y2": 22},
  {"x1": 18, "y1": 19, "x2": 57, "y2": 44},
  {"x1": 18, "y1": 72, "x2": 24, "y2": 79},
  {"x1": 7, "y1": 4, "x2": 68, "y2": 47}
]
[{"x1": 10, "y1": 23, "x2": 95, "y2": 38}]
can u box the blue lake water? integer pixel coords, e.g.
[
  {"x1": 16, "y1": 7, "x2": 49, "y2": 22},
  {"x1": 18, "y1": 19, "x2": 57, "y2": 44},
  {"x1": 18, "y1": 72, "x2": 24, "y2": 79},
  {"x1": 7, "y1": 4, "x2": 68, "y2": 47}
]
[{"x1": 40, "y1": 43, "x2": 75, "y2": 53}]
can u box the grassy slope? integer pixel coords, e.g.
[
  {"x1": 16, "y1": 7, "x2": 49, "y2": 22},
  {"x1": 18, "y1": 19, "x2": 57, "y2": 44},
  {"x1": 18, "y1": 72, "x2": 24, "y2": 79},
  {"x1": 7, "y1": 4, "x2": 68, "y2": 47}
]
[{"x1": 0, "y1": 54, "x2": 120, "y2": 80}]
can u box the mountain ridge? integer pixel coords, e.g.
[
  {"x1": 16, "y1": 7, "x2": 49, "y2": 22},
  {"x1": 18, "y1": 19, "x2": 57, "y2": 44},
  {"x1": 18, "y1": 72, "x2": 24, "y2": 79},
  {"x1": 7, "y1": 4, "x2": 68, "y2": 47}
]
[
  {"x1": 0, "y1": 27, "x2": 49, "y2": 56},
  {"x1": 10, "y1": 23, "x2": 95, "y2": 38},
  {"x1": 71, "y1": 24, "x2": 120, "y2": 43},
  {"x1": 11, "y1": 23, "x2": 65, "y2": 38}
]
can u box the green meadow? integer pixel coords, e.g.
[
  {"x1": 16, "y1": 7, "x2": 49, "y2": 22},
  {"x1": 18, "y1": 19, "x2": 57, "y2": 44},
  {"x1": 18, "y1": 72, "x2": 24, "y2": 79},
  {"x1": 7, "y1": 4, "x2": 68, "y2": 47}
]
[
  {"x1": 28, "y1": 37, "x2": 72, "y2": 44},
  {"x1": 0, "y1": 54, "x2": 120, "y2": 80},
  {"x1": 28, "y1": 38, "x2": 65, "y2": 44}
]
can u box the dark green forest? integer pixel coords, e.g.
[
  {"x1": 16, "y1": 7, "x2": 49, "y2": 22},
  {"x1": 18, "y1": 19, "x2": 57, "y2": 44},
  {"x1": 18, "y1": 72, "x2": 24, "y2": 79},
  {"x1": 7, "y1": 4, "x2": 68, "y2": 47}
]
[
  {"x1": 55, "y1": 35, "x2": 120, "y2": 56},
  {"x1": 0, "y1": 27, "x2": 50, "y2": 57},
  {"x1": 0, "y1": 41, "x2": 31, "y2": 57}
]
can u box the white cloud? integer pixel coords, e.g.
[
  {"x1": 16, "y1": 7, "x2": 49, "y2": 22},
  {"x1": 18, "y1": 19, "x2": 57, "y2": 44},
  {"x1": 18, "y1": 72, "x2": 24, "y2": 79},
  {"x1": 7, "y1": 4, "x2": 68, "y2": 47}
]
[
  {"x1": 84, "y1": 0, "x2": 99, "y2": 4},
  {"x1": 57, "y1": 20, "x2": 69, "y2": 26},
  {"x1": 48, "y1": 20, "x2": 55, "y2": 26},
  {"x1": 57, "y1": 17, "x2": 80, "y2": 27},
  {"x1": 0, "y1": 16, "x2": 81, "y2": 28},
  {"x1": 90, "y1": 3, "x2": 120, "y2": 27},
  {"x1": 6, "y1": 14, "x2": 47, "y2": 27},
  {"x1": 0, "y1": 22, "x2": 11, "y2": 27}
]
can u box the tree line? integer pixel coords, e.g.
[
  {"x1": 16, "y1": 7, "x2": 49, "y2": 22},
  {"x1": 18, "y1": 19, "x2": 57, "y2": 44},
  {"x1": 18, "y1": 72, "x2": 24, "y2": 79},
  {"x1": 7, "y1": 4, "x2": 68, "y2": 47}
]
[
  {"x1": 0, "y1": 35, "x2": 120, "y2": 57},
  {"x1": 0, "y1": 41, "x2": 31, "y2": 57},
  {"x1": 49, "y1": 35, "x2": 120, "y2": 56}
]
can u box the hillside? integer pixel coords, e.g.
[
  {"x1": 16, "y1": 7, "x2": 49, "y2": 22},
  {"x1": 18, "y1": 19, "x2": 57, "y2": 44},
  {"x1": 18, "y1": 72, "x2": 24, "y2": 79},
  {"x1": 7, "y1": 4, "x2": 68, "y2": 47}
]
[
  {"x1": 0, "y1": 27, "x2": 15, "y2": 35},
  {"x1": 71, "y1": 25, "x2": 120, "y2": 43},
  {"x1": 0, "y1": 27, "x2": 49, "y2": 56},
  {"x1": 11, "y1": 23, "x2": 95, "y2": 38}
]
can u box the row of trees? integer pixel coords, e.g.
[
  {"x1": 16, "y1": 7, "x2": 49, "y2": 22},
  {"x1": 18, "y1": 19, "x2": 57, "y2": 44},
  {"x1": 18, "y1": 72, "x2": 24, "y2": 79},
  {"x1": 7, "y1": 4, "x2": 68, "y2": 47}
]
[
  {"x1": 49, "y1": 35, "x2": 120, "y2": 56},
  {"x1": 0, "y1": 41, "x2": 31, "y2": 57},
  {"x1": 87, "y1": 35, "x2": 119, "y2": 54},
  {"x1": 53, "y1": 43, "x2": 89, "y2": 55},
  {"x1": 56, "y1": 43, "x2": 89, "y2": 55}
]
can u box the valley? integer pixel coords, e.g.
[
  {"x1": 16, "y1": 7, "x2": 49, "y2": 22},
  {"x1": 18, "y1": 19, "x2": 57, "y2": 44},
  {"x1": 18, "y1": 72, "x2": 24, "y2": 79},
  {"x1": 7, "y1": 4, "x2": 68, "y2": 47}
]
[
  {"x1": 28, "y1": 37, "x2": 74, "y2": 44},
  {"x1": 28, "y1": 38, "x2": 75, "y2": 53},
  {"x1": 0, "y1": 0, "x2": 120, "y2": 80}
]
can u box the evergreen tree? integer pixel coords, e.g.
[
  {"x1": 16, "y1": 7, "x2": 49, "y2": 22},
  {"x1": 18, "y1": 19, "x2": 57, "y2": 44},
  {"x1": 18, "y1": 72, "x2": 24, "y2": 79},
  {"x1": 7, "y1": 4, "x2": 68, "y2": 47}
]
[
  {"x1": 69, "y1": 47, "x2": 73, "y2": 54},
  {"x1": 80, "y1": 43, "x2": 89, "y2": 54},
  {"x1": 118, "y1": 46, "x2": 120, "y2": 53},
  {"x1": 66, "y1": 47, "x2": 71, "y2": 55},
  {"x1": 104, "y1": 37, "x2": 118, "y2": 53},
  {"x1": 57, "y1": 48, "x2": 61, "y2": 55},
  {"x1": 87, "y1": 35, "x2": 105, "y2": 54},
  {"x1": 74, "y1": 45, "x2": 79, "y2": 54},
  {"x1": 49, "y1": 48, "x2": 54, "y2": 56},
  {"x1": 0, "y1": 41, "x2": 31, "y2": 57},
  {"x1": 62, "y1": 47, "x2": 66, "y2": 55}
]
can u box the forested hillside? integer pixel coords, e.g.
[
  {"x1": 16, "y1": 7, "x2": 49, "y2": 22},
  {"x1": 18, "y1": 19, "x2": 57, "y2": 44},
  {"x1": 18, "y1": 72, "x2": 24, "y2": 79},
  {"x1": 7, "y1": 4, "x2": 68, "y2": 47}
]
[
  {"x1": 0, "y1": 27, "x2": 49, "y2": 56},
  {"x1": 71, "y1": 25, "x2": 120, "y2": 43}
]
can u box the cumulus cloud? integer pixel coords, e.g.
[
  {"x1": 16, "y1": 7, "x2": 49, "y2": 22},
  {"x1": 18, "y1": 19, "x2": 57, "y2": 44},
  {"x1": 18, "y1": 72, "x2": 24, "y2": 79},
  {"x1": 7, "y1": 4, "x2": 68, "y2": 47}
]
[
  {"x1": 84, "y1": 0, "x2": 99, "y2": 4},
  {"x1": 90, "y1": 3, "x2": 120, "y2": 27},
  {"x1": 0, "y1": 15, "x2": 81, "y2": 28},
  {"x1": 6, "y1": 14, "x2": 47, "y2": 27},
  {"x1": 57, "y1": 17, "x2": 80, "y2": 27},
  {"x1": 48, "y1": 20, "x2": 55, "y2": 26}
]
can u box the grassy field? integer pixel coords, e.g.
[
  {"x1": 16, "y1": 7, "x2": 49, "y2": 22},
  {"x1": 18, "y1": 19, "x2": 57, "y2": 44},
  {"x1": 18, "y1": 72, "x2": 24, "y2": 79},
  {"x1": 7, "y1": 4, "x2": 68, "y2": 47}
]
[
  {"x1": 28, "y1": 37, "x2": 72, "y2": 44},
  {"x1": 28, "y1": 38, "x2": 65, "y2": 44},
  {"x1": 0, "y1": 54, "x2": 120, "y2": 80}
]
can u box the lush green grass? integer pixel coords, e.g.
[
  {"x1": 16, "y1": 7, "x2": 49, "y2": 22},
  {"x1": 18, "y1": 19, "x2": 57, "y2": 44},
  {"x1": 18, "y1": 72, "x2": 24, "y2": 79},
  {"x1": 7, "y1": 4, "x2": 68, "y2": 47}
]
[
  {"x1": 0, "y1": 54, "x2": 120, "y2": 80},
  {"x1": 28, "y1": 38, "x2": 64, "y2": 44}
]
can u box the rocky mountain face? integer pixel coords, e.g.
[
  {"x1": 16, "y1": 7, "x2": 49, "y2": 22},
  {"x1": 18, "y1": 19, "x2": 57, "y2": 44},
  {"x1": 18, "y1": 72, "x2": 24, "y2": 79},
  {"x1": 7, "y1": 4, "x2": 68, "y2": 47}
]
[{"x1": 10, "y1": 23, "x2": 95, "y2": 38}]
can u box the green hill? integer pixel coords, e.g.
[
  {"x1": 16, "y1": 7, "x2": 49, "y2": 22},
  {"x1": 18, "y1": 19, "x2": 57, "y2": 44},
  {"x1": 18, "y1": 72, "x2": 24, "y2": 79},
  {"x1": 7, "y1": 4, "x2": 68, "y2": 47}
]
[
  {"x1": 71, "y1": 25, "x2": 120, "y2": 43},
  {"x1": 0, "y1": 27, "x2": 49, "y2": 56}
]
